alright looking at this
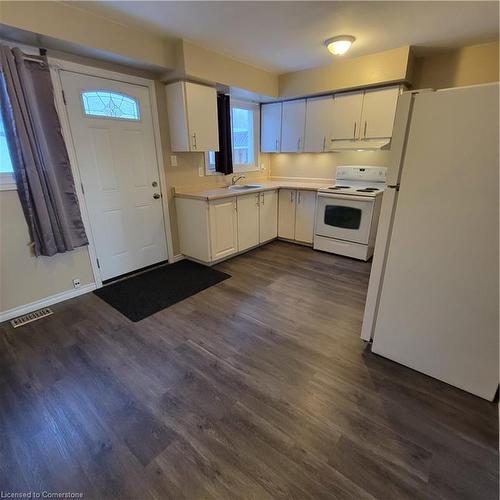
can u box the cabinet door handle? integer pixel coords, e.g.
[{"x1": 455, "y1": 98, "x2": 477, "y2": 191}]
[
  {"x1": 275, "y1": 138, "x2": 279, "y2": 151},
  {"x1": 297, "y1": 191, "x2": 301, "y2": 204},
  {"x1": 353, "y1": 122, "x2": 357, "y2": 140},
  {"x1": 261, "y1": 193, "x2": 265, "y2": 205},
  {"x1": 364, "y1": 121, "x2": 367, "y2": 138},
  {"x1": 256, "y1": 193, "x2": 260, "y2": 206},
  {"x1": 192, "y1": 133, "x2": 197, "y2": 149},
  {"x1": 297, "y1": 138, "x2": 301, "y2": 151},
  {"x1": 290, "y1": 191, "x2": 293, "y2": 203},
  {"x1": 322, "y1": 136, "x2": 326, "y2": 151}
]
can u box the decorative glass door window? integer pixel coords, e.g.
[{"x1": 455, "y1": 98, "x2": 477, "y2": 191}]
[{"x1": 81, "y1": 91, "x2": 140, "y2": 120}]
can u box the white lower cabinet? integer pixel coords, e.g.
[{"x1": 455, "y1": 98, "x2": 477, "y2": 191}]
[
  {"x1": 208, "y1": 198, "x2": 238, "y2": 260},
  {"x1": 237, "y1": 193, "x2": 260, "y2": 251},
  {"x1": 176, "y1": 188, "x2": 316, "y2": 264},
  {"x1": 294, "y1": 190, "x2": 317, "y2": 244},
  {"x1": 278, "y1": 189, "x2": 296, "y2": 239},
  {"x1": 259, "y1": 190, "x2": 278, "y2": 243},
  {"x1": 279, "y1": 189, "x2": 317, "y2": 244}
]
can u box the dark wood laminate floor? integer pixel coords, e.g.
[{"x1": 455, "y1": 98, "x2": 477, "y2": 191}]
[{"x1": 0, "y1": 241, "x2": 498, "y2": 500}]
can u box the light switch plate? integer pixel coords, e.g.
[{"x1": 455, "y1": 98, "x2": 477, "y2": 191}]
[{"x1": 170, "y1": 155, "x2": 177, "y2": 167}]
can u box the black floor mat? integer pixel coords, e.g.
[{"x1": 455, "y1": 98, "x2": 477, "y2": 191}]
[{"x1": 94, "y1": 260, "x2": 230, "y2": 322}]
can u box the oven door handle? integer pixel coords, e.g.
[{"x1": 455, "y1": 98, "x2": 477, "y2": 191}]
[{"x1": 318, "y1": 193, "x2": 375, "y2": 202}]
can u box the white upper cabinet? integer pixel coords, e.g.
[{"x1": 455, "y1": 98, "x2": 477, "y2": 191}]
[
  {"x1": 165, "y1": 81, "x2": 219, "y2": 152},
  {"x1": 304, "y1": 96, "x2": 334, "y2": 152},
  {"x1": 359, "y1": 86, "x2": 400, "y2": 139},
  {"x1": 281, "y1": 99, "x2": 306, "y2": 153},
  {"x1": 261, "y1": 102, "x2": 282, "y2": 152},
  {"x1": 331, "y1": 91, "x2": 364, "y2": 141}
]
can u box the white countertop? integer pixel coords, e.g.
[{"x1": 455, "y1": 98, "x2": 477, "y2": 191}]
[{"x1": 174, "y1": 179, "x2": 330, "y2": 201}]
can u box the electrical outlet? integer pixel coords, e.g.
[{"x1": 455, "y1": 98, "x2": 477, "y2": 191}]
[
  {"x1": 198, "y1": 166, "x2": 204, "y2": 177},
  {"x1": 170, "y1": 155, "x2": 177, "y2": 167},
  {"x1": 72, "y1": 278, "x2": 81, "y2": 288}
]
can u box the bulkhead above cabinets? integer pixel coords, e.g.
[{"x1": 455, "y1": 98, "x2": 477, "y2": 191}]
[{"x1": 261, "y1": 85, "x2": 403, "y2": 153}]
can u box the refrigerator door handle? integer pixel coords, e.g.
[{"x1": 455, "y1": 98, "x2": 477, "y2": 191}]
[{"x1": 387, "y1": 184, "x2": 400, "y2": 191}]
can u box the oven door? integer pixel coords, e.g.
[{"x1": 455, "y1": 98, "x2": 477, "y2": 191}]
[{"x1": 315, "y1": 193, "x2": 375, "y2": 244}]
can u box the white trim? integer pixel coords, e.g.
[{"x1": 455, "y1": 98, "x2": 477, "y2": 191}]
[
  {"x1": 0, "y1": 172, "x2": 16, "y2": 191},
  {"x1": 170, "y1": 253, "x2": 185, "y2": 263},
  {"x1": 231, "y1": 98, "x2": 260, "y2": 173},
  {"x1": 204, "y1": 151, "x2": 222, "y2": 176},
  {"x1": 0, "y1": 283, "x2": 96, "y2": 323},
  {"x1": 49, "y1": 63, "x2": 103, "y2": 289},
  {"x1": 48, "y1": 57, "x2": 175, "y2": 285}
]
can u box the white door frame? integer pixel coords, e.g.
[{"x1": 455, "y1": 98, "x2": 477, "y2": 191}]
[{"x1": 49, "y1": 58, "x2": 174, "y2": 288}]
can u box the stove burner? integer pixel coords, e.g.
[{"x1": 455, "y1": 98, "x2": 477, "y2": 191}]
[
  {"x1": 328, "y1": 185, "x2": 351, "y2": 190},
  {"x1": 356, "y1": 188, "x2": 380, "y2": 192}
]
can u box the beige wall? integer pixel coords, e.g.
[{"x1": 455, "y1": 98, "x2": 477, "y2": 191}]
[
  {"x1": 270, "y1": 151, "x2": 392, "y2": 180},
  {"x1": 279, "y1": 46, "x2": 413, "y2": 99},
  {"x1": 413, "y1": 41, "x2": 499, "y2": 90},
  {"x1": 179, "y1": 40, "x2": 279, "y2": 98},
  {"x1": 0, "y1": 191, "x2": 95, "y2": 312},
  {"x1": 0, "y1": 1, "x2": 176, "y2": 70}
]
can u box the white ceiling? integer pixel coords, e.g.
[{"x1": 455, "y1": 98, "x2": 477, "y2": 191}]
[{"x1": 72, "y1": 1, "x2": 499, "y2": 73}]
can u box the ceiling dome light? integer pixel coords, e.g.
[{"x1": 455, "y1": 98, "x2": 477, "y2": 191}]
[{"x1": 325, "y1": 35, "x2": 356, "y2": 55}]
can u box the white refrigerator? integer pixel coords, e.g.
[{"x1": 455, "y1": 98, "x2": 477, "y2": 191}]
[{"x1": 361, "y1": 83, "x2": 499, "y2": 401}]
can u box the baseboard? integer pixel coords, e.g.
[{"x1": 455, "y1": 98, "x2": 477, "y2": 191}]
[
  {"x1": 0, "y1": 283, "x2": 96, "y2": 324},
  {"x1": 170, "y1": 254, "x2": 185, "y2": 263}
]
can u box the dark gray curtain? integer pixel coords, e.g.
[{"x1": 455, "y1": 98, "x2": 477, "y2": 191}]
[
  {"x1": 0, "y1": 46, "x2": 88, "y2": 256},
  {"x1": 215, "y1": 93, "x2": 233, "y2": 175}
]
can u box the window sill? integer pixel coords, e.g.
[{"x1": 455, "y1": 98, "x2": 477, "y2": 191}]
[{"x1": 0, "y1": 173, "x2": 16, "y2": 191}]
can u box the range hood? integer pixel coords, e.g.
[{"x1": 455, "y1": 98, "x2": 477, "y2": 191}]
[{"x1": 328, "y1": 138, "x2": 391, "y2": 151}]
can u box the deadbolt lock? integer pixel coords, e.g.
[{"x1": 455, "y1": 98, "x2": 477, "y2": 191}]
[{"x1": 152, "y1": 181, "x2": 158, "y2": 187}]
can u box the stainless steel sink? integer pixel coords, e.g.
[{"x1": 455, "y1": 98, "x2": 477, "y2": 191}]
[{"x1": 228, "y1": 184, "x2": 263, "y2": 190}]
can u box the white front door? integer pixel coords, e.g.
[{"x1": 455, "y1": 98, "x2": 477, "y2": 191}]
[{"x1": 60, "y1": 71, "x2": 167, "y2": 281}]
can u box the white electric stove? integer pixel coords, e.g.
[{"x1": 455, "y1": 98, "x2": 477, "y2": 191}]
[{"x1": 314, "y1": 166, "x2": 387, "y2": 260}]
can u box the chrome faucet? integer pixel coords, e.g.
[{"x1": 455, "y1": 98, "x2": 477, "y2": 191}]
[{"x1": 231, "y1": 175, "x2": 246, "y2": 185}]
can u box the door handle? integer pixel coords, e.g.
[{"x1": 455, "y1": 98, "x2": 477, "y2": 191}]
[
  {"x1": 387, "y1": 184, "x2": 400, "y2": 191},
  {"x1": 353, "y1": 122, "x2": 357, "y2": 139},
  {"x1": 153, "y1": 193, "x2": 161, "y2": 199},
  {"x1": 152, "y1": 181, "x2": 158, "y2": 187}
]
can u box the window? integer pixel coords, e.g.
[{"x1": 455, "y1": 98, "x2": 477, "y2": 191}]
[
  {"x1": 0, "y1": 105, "x2": 16, "y2": 190},
  {"x1": 81, "y1": 90, "x2": 140, "y2": 120},
  {"x1": 205, "y1": 98, "x2": 260, "y2": 175}
]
